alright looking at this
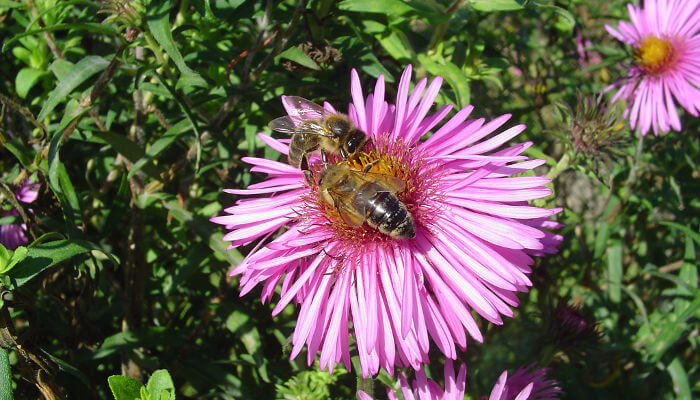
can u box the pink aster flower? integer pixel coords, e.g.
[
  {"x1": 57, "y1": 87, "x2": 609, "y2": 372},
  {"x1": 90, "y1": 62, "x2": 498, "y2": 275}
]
[
  {"x1": 357, "y1": 359, "x2": 466, "y2": 400},
  {"x1": 1, "y1": 180, "x2": 39, "y2": 250},
  {"x1": 212, "y1": 65, "x2": 562, "y2": 376},
  {"x1": 605, "y1": 0, "x2": 700, "y2": 136},
  {"x1": 356, "y1": 362, "x2": 560, "y2": 400},
  {"x1": 484, "y1": 364, "x2": 562, "y2": 400}
]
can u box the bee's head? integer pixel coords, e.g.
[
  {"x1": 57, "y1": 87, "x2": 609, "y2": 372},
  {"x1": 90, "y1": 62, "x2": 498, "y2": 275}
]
[
  {"x1": 326, "y1": 116, "x2": 353, "y2": 137},
  {"x1": 344, "y1": 131, "x2": 368, "y2": 155}
]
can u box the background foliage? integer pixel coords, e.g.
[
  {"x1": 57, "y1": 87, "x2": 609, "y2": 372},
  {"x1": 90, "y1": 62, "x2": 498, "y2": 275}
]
[{"x1": 0, "y1": 0, "x2": 698, "y2": 399}]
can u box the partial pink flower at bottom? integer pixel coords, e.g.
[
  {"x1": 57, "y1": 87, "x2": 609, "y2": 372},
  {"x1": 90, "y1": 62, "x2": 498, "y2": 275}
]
[
  {"x1": 0, "y1": 180, "x2": 39, "y2": 250},
  {"x1": 605, "y1": 0, "x2": 700, "y2": 136},
  {"x1": 358, "y1": 359, "x2": 466, "y2": 400},
  {"x1": 357, "y1": 362, "x2": 560, "y2": 400},
  {"x1": 484, "y1": 364, "x2": 562, "y2": 400},
  {"x1": 212, "y1": 65, "x2": 562, "y2": 376}
]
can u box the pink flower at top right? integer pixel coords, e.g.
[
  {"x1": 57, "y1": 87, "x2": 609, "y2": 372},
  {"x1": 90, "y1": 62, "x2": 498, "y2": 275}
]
[{"x1": 605, "y1": 0, "x2": 700, "y2": 136}]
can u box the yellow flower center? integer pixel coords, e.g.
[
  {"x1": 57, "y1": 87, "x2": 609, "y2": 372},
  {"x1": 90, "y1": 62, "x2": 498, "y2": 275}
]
[{"x1": 636, "y1": 36, "x2": 675, "y2": 74}]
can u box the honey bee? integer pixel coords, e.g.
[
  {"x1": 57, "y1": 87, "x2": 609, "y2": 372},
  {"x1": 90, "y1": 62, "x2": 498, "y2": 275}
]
[
  {"x1": 268, "y1": 96, "x2": 368, "y2": 181},
  {"x1": 318, "y1": 162, "x2": 416, "y2": 240}
]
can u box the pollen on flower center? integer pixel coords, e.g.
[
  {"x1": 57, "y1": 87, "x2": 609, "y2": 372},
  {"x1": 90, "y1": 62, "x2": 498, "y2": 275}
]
[
  {"x1": 302, "y1": 136, "x2": 441, "y2": 247},
  {"x1": 636, "y1": 36, "x2": 675, "y2": 74}
]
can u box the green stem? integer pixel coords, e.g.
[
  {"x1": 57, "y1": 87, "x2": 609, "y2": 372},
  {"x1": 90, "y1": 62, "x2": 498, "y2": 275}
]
[
  {"x1": 546, "y1": 152, "x2": 572, "y2": 182},
  {"x1": 622, "y1": 134, "x2": 644, "y2": 202},
  {"x1": 0, "y1": 348, "x2": 12, "y2": 400},
  {"x1": 142, "y1": 30, "x2": 175, "y2": 80}
]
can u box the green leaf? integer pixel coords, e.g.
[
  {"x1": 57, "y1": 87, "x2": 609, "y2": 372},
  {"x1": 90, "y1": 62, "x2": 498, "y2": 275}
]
[
  {"x1": 37, "y1": 55, "x2": 109, "y2": 122},
  {"x1": 93, "y1": 327, "x2": 170, "y2": 359},
  {"x1": 659, "y1": 221, "x2": 700, "y2": 246},
  {"x1": 606, "y1": 240, "x2": 622, "y2": 303},
  {"x1": 2, "y1": 23, "x2": 117, "y2": 53},
  {"x1": 417, "y1": 54, "x2": 471, "y2": 107},
  {"x1": 470, "y1": 0, "x2": 524, "y2": 12},
  {"x1": 5, "y1": 239, "x2": 117, "y2": 288},
  {"x1": 108, "y1": 376, "x2": 143, "y2": 400},
  {"x1": 0, "y1": 246, "x2": 28, "y2": 275},
  {"x1": 92, "y1": 132, "x2": 165, "y2": 180},
  {"x1": 15, "y1": 67, "x2": 45, "y2": 98},
  {"x1": 0, "y1": 0, "x2": 23, "y2": 8},
  {"x1": 338, "y1": 0, "x2": 416, "y2": 15},
  {"x1": 277, "y1": 47, "x2": 320, "y2": 70},
  {"x1": 376, "y1": 29, "x2": 413, "y2": 63},
  {"x1": 0, "y1": 348, "x2": 11, "y2": 400},
  {"x1": 667, "y1": 358, "x2": 691, "y2": 400},
  {"x1": 128, "y1": 119, "x2": 191, "y2": 179},
  {"x1": 147, "y1": 1, "x2": 207, "y2": 88},
  {"x1": 146, "y1": 370, "x2": 176, "y2": 400},
  {"x1": 593, "y1": 221, "x2": 610, "y2": 259}
]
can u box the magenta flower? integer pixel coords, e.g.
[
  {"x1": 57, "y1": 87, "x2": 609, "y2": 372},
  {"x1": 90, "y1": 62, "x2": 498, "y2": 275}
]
[
  {"x1": 605, "y1": 0, "x2": 700, "y2": 136},
  {"x1": 212, "y1": 66, "x2": 562, "y2": 376},
  {"x1": 484, "y1": 364, "x2": 562, "y2": 400},
  {"x1": 0, "y1": 180, "x2": 39, "y2": 250},
  {"x1": 356, "y1": 362, "x2": 560, "y2": 400},
  {"x1": 357, "y1": 359, "x2": 466, "y2": 400}
]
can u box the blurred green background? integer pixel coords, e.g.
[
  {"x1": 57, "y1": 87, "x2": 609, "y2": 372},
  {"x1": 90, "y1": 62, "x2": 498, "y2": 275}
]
[{"x1": 0, "y1": 0, "x2": 698, "y2": 398}]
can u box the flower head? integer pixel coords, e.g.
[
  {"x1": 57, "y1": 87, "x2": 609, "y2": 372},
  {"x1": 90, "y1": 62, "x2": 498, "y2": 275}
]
[
  {"x1": 1, "y1": 180, "x2": 39, "y2": 250},
  {"x1": 356, "y1": 361, "x2": 561, "y2": 400},
  {"x1": 212, "y1": 66, "x2": 562, "y2": 376},
  {"x1": 357, "y1": 359, "x2": 466, "y2": 400},
  {"x1": 484, "y1": 364, "x2": 562, "y2": 400},
  {"x1": 605, "y1": 0, "x2": 700, "y2": 136},
  {"x1": 554, "y1": 91, "x2": 629, "y2": 180}
]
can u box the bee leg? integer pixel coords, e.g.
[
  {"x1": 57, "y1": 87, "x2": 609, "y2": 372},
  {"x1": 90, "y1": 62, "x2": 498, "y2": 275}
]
[
  {"x1": 320, "y1": 150, "x2": 329, "y2": 168},
  {"x1": 299, "y1": 156, "x2": 314, "y2": 186},
  {"x1": 303, "y1": 170, "x2": 314, "y2": 186},
  {"x1": 362, "y1": 159, "x2": 380, "y2": 174},
  {"x1": 339, "y1": 147, "x2": 348, "y2": 159}
]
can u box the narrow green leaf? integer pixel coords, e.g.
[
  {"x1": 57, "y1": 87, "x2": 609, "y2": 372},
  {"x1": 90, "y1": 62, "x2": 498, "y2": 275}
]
[
  {"x1": 0, "y1": 0, "x2": 23, "y2": 8},
  {"x1": 15, "y1": 67, "x2": 45, "y2": 98},
  {"x1": 470, "y1": 0, "x2": 524, "y2": 12},
  {"x1": 338, "y1": 0, "x2": 416, "y2": 15},
  {"x1": 146, "y1": 370, "x2": 176, "y2": 400},
  {"x1": 94, "y1": 327, "x2": 170, "y2": 359},
  {"x1": 667, "y1": 358, "x2": 691, "y2": 400},
  {"x1": 2, "y1": 139, "x2": 34, "y2": 167},
  {"x1": 376, "y1": 29, "x2": 413, "y2": 63},
  {"x1": 659, "y1": 221, "x2": 700, "y2": 246},
  {"x1": 2, "y1": 23, "x2": 117, "y2": 53},
  {"x1": 0, "y1": 246, "x2": 28, "y2": 274},
  {"x1": 147, "y1": 1, "x2": 207, "y2": 88},
  {"x1": 606, "y1": 240, "x2": 622, "y2": 303},
  {"x1": 108, "y1": 376, "x2": 143, "y2": 400},
  {"x1": 0, "y1": 348, "x2": 11, "y2": 400},
  {"x1": 128, "y1": 120, "x2": 191, "y2": 179},
  {"x1": 37, "y1": 55, "x2": 109, "y2": 122},
  {"x1": 277, "y1": 47, "x2": 320, "y2": 70},
  {"x1": 417, "y1": 54, "x2": 471, "y2": 107},
  {"x1": 92, "y1": 131, "x2": 165, "y2": 180},
  {"x1": 593, "y1": 221, "x2": 610, "y2": 259},
  {"x1": 6, "y1": 239, "x2": 117, "y2": 288}
]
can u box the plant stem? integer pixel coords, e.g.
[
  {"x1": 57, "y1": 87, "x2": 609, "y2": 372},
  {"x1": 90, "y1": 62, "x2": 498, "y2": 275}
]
[
  {"x1": 546, "y1": 152, "x2": 572, "y2": 182},
  {"x1": 622, "y1": 134, "x2": 644, "y2": 202},
  {"x1": 0, "y1": 348, "x2": 12, "y2": 400}
]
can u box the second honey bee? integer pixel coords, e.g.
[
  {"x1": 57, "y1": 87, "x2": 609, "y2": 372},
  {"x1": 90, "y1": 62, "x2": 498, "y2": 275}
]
[
  {"x1": 318, "y1": 162, "x2": 416, "y2": 240},
  {"x1": 268, "y1": 96, "x2": 368, "y2": 181}
]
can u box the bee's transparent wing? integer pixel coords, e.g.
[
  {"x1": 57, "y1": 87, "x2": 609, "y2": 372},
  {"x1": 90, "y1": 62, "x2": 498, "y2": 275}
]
[
  {"x1": 327, "y1": 188, "x2": 364, "y2": 227},
  {"x1": 354, "y1": 169, "x2": 406, "y2": 193},
  {"x1": 284, "y1": 96, "x2": 328, "y2": 120},
  {"x1": 268, "y1": 116, "x2": 298, "y2": 134}
]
